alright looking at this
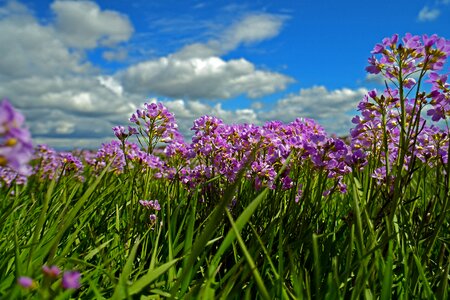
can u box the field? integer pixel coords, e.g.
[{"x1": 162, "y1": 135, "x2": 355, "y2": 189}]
[{"x1": 1, "y1": 34, "x2": 450, "y2": 299}]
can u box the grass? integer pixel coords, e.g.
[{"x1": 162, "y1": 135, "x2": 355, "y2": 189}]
[{"x1": 1, "y1": 141, "x2": 449, "y2": 299}]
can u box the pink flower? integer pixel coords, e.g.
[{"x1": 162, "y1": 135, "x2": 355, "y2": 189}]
[
  {"x1": 17, "y1": 276, "x2": 34, "y2": 288},
  {"x1": 62, "y1": 271, "x2": 81, "y2": 289},
  {"x1": 42, "y1": 265, "x2": 61, "y2": 277}
]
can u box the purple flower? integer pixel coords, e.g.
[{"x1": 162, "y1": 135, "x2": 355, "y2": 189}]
[
  {"x1": 149, "y1": 214, "x2": 158, "y2": 227},
  {"x1": 129, "y1": 102, "x2": 182, "y2": 154},
  {"x1": 18, "y1": 276, "x2": 35, "y2": 288},
  {"x1": 0, "y1": 166, "x2": 28, "y2": 187},
  {"x1": 0, "y1": 99, "x2": 33, "y2": 176},
  {"x1": 139, "y1": 199, "x2": 161, "y2": 211},
  {"x1": 371, "y1": 43, "x2": 385, "y2": 54},
  {"x1": 112, "y1": 125, "x2": 136, "y2": 141},
  {"x1": 62, "y1": 271, "x2": 81, "y2": 289},
  {"x1": 403, "y1": 78, "x2": 416, "y2": 89},
  {"x1": 368, "y1": 89, "x2": 377, "y2": 99},
  {"x1": 366, "y1": 56, "x2": 381, "y2": 74},
  {"x1": 42, "y1": 265, "x2": 61, "y2": 277}
]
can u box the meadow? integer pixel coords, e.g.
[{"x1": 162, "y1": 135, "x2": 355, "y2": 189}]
[{"x1": 1, "y1": 33, "x2": 449, "y2": 299}]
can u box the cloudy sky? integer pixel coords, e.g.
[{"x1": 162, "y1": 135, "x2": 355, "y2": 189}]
[{"x1": 1, "y1": 0, "x2": 450, "y2": 149}]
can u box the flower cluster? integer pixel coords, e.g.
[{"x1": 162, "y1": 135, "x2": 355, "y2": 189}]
[
  {"x1": 366, "y1": 33, "x2": 450, "y2": 125},
  {"x1": 70, "y1": 102, "x2": 359, "y2": 203},
  {"x1": 0, "y1": 99, "x2": 33, "y2": 184},
  {"x1": 139, "y1": 199, "x2": 161, "y2": 226},
  {"x1": 88, "y1": 140, "x2": 165, "y2": 177},
  {"x1": 354, "y1": 33, "x2": 450, "y2": 185},
  {"x1": 129, "y1": 102, "x2": 183, "y2": 153},
  {"x1": 162, "y1": 114, "x2": 355, "y2": 199},
  {"x1": 112, "y1": 125, "x2": 137, "y2": 141},
  {"x1": 366, "y1": 33, "x2": 450, "y2": 76},
  {"x1": 33, "y1": 145, "x2": 84, "y2": 181}
]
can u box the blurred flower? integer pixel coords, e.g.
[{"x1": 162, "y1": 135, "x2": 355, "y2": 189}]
[
  {"x1": 62, "y1": 271, "x2": 81, "y2": 289},
  {"x1": 42, "y1": 265, "x2": 61, "y2": 278},
  {"x1": 139, "y1": 199, "x2": 161, "y2": 211},
  {"x1": 112, "y1": 125, "x2": 136, "y2": 141},
  {"x1": 17, "y1": 276, "x2": 35, "y2": 289},
  {"x1": 0, "y1": 99, "x2": 33, "y2": 176}
]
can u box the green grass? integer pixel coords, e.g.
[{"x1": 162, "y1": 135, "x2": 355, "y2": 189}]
[{"x1": 1, "y1": 145, "x2": 449, "y2": 300}]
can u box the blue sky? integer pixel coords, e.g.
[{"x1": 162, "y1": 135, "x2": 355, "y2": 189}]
[{"x1": 1, "y1": 0, "x2": 450, "y2": 149}]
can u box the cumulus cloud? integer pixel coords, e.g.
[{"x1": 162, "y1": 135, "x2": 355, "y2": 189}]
[
  {"x1": 120, "y1": 12, "x2": 292, "y2": 100},
  {"x1": 51, "y1": 0, "x2": 134, "y2": 49},
  {"x1": 0, "y1": 76, "x2": 135, "y2": 115},
  {"x1": 0, "y1": 9, "x2": 89, "y2": 80},
  {"x1": 121, "y1": 56, "x2": 293, "y2": 99},
  {"x1": 0, "y1": 1, "x2": 139, "y2": 148},
  {"x1": 418, "y1": 6, "x2": 440, "y2": 22}
]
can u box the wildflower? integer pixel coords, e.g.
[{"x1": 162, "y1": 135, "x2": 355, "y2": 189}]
[
  {"x1": 17, "y1": 276, "x2": 35, "y2": 289},
  {"x1": 112, "y1": 125, "x2": 136, "y2": 141},
  {"x1": 42, "y1": 265, "x2": 61, "y2": 278},
  {"x1": 129, "y1": 102, "x2": 182, "y2": 153},
  {"x1": 149, "y1": 214, "x2": 158, "y2": 227},
  {"x1": 0, "y1": 166, "x2": 28, "y2": 187},
  {"x1": 62, "y1": 271, "x2": 81, "y2": 289},
  {"x1": 0, "y1": 99, "x2": 33, "y2": 176},
  {"x1": 139, "y1": 199, "x2": 161, "y2": 211},
  {"x1": 59, "y1": 152, "x2": 84, "y2": 180}
]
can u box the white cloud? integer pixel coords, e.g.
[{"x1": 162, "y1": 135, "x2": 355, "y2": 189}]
[
  {"x1": 51, "y1": 0, "x2": 133, "y2": 49},
  {"x1": 0, "y1": 9, "x2": 89, "y2": 80},
  {"x1": 98, "y1": 76, "x2": 124, "y2": 97},
  {"x1": 0, "y1": 76, "x2": 135, "y2": 114},
  {"x1": 224, "y1": 14, "x2": 285, "y2": 46},
  {"x1": 418, "y1": 6, "x2": 440, "y2": 22},
  {"x1": 121, "y1": 12, "x2": 291, "y2": 100},
  {"x1": 0, "y1": 0, "x2": 31, "y2": 17},
  {"x1": 174, "y1": 13, "x2": 286, "y2": 59},
  {"x1": 0, "y1": 1, "x2": 136, "y2": 148},
  {"x1": 121, "y1": 56, "x2": 293, "y2": 99}
]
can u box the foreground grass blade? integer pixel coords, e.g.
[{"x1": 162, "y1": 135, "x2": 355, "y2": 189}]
[
  {"x1": 380, "y1": 239, "x2": 393, "y2": 300},
  {"x1": 207, "y1": 188, "x2": 269, "y2": 277},
  {"x1": 111, "y1": 236, "x2": 141, "y2": 300},
  {"x1": 225, "y1": 209, "x2": 271, "y2": 300},
  {"x1": 128, "y1": 258, "x2": 182, "y2": 296},
  {"x1": 413, "y1": 253, "x2": 434, "y2": 299}
]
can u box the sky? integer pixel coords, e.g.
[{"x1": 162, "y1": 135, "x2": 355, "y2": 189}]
[{"x1": 1, "y1": 0, "x2": 450, "y2": 149}]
